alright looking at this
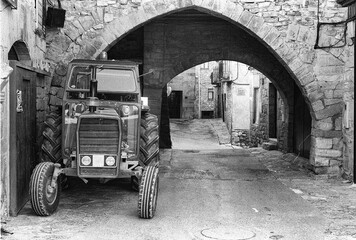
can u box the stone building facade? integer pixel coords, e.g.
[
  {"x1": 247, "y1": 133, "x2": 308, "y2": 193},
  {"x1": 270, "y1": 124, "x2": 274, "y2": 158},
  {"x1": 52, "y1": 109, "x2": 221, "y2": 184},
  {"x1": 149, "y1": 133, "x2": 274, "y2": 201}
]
[
  {"x1": 167, "y1": 61, "x2": 219, "y2": 119},
  {"x1": 220, "y1": 62, "x2": 255, "y2": 147},
  {"x1": 195, "y1": 62, "x2": 219, "y2": 119},
  {"x1": 167, "y1": 67, "x2": 197, "y2": 119},
  {"x1": 0, "y1": 0, "x2": 51, "y2": 218}
]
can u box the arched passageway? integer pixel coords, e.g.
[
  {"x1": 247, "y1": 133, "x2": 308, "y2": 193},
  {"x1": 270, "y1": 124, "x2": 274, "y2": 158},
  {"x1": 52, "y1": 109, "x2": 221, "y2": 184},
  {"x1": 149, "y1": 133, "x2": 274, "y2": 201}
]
[
  {"x1": 46, "y1": 1, "x2": 350, "y2": 174},
  {"x1": 106, "y1": 9, "x2": 309, "y2": 156}
]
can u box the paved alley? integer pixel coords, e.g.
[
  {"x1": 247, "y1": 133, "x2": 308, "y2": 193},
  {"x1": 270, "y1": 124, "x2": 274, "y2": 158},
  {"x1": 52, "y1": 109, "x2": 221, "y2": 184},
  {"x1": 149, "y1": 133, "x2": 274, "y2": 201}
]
[{"x1": 1, "y1": 119, "x2": 355, "y2": 240}]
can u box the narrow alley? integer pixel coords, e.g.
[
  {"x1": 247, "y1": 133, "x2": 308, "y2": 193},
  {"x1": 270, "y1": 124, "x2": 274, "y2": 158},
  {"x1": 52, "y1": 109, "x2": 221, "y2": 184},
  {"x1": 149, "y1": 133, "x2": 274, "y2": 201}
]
[{"x1": 2, "y1": 119, "x2": 355, "y2": 240}]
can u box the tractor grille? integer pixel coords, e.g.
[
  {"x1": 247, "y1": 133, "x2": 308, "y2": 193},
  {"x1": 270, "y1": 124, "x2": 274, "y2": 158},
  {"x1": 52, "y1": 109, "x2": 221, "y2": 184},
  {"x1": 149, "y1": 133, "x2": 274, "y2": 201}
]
[{"x1": 78, "y1": 118, "x2": 119, "y2": 154}]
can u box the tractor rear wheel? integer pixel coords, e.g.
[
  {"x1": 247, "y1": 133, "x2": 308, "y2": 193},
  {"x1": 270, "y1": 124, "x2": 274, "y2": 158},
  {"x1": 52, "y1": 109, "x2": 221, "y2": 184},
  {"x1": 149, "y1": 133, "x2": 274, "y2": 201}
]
[
  {"x1": 41, "y1": 110, "x2": 62, "y2": 164},
  {"x1": 140, "y1": 113, "x2": 159, "y2": 166},
  {"x1": 30, "y1": 162, "x2": 60, "y2": 216},
  {"x1": 138, "y1": 165, "x2": 159, "y2": 219}
]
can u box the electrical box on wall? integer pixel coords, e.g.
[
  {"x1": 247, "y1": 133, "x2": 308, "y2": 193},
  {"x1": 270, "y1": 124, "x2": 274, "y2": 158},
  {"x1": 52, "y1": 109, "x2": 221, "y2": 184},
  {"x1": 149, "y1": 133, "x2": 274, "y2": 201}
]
[{"x1": 46, "y1": 0, "x2": 66, "y2": 28}]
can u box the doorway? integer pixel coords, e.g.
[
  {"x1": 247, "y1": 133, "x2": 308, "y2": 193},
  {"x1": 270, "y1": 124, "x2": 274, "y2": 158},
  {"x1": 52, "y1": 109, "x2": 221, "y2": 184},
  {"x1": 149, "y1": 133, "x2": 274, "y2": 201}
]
[
  {"x1": 268, "y1": 84, "x2": 277, "y2": 138},
  {"x1": 9, "y1": 61, "x2": 37, "y2": 216},
  {"x1": 168, "y1": 91, "x2": 182, "y2": 118},
  {"x1": 293, "y1": 87, "x2": 312, "y2": 158}
]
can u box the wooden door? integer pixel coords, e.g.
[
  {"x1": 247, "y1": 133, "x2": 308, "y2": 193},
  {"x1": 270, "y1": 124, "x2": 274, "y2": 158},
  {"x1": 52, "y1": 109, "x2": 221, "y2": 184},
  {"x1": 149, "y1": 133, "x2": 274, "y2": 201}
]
[
  {"x1": 268, "y1": 84, "x2": 277, "y2": 138},
  {"x1": 293, "y1": 87, "x2": 311, "y2": 158},
  {"x1": 168, "y1": 91, "x2": 182, "y2": 118},
  {"x1": 9, "y1": 61, "x2": 37, "y2": 216}
]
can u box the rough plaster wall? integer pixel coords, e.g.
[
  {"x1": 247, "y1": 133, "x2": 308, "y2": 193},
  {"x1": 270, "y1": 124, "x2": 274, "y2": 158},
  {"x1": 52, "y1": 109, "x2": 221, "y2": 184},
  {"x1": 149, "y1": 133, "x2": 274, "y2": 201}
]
[
  {"x1": 232, "y1": 84, "x2": 250, "y2": 130},
  {"x1": 232, "y1": 63, "x2": 253, "y2": 130},
  {"x1": 225, "y1": 82, "x2": 233, "y2": 132}
]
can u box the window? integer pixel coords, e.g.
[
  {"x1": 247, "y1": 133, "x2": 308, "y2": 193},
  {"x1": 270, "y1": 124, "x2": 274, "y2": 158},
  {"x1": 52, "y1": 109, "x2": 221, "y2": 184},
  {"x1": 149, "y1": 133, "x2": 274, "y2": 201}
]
[
  {"x1": 201, "y1": 111, "x2": 214, "y2": 119},
  {"x1": 208, "y1": 88, "x2": 214, "y2": 100},
  {"x1": 35, "y1": 0, "x2": 46, "y2": 36},
  {"x1": 68, "y1": 66, "x2": 137, "y2": 93}
]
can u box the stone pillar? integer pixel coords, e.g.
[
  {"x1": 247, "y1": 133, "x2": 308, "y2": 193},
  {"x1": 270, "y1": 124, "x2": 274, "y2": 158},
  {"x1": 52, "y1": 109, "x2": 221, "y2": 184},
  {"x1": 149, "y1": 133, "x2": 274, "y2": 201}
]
[
  {"x1": 143, "y1": 86, "x2": 172, "y2": 148},
  {"x1": 143, "y1": 22, "x2": 173, "y2": 148},
  {"x1": 143, "y1": 87, "x2": 162, "y2": 118}
]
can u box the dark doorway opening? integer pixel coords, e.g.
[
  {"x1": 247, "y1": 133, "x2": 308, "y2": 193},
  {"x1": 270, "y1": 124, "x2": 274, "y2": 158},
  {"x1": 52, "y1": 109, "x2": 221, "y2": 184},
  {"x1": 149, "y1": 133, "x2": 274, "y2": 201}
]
[
  {"x1": 269, "y1": 83, "x2": 277, "y2": 138},
  {"x1": 293, "y1": 87, "x2": 312, "y2": 158},
  {"x1": 168, "y1": 91, "x2": 182, "y2": 118},
  {"x1": 201, "y1": 111, "x2": 214, "y2": 119}
]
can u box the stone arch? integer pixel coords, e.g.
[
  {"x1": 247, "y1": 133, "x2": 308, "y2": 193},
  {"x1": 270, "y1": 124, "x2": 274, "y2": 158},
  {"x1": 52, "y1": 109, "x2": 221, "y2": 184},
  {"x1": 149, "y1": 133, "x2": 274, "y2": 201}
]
[
  {"x1": 46, "y1": 0, "x2": 346, "y2": 173},
  {"x1": 8, "y1": 40, "x2": 31, "y2": 61},
  {"x1": 51, "y1": 1, "x2": 315, "y2": 115}
]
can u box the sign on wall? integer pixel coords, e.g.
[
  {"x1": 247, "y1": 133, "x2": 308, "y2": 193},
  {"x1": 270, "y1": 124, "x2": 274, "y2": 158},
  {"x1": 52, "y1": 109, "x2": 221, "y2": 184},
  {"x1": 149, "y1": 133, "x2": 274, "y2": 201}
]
[
  {"x1": 4, "y1": 0, "x2": 17, "y2": 9},
  {"x1": 237, "y1": 88, "x2": 246, "y2": 96}
]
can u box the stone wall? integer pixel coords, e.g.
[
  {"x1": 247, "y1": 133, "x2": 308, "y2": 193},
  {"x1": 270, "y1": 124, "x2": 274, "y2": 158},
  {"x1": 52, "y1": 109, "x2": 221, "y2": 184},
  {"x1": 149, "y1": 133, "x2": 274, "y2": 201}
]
[{"x1": 232, "y1": 129, "x2": 250, "y2": 147}]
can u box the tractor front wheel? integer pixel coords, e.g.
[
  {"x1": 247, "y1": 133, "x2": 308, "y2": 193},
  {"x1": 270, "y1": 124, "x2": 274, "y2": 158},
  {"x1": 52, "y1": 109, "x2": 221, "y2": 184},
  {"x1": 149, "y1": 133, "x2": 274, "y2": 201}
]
[
  {"x1": 30, "y1": 162, "x2": 60, "y2": 216},
  {"x1": 138, "y1": 165, "x2": 159, "y2": 219}
]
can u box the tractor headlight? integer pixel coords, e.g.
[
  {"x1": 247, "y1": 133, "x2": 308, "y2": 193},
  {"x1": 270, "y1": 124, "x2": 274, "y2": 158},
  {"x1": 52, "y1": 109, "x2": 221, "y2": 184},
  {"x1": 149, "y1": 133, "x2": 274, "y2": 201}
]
[
  {"x1": 105, "y1": 156, "x2": 116, "y2": 166},
  {"x1": 121, "y1": 105, "x2": 131, "y2": 116},
  {"x1": 81, "y1": 155, "x2": 92, "y2": 166}
]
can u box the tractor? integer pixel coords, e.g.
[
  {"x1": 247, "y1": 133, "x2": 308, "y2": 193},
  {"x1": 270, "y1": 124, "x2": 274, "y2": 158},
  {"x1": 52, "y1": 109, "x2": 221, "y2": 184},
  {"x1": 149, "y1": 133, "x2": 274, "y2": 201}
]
[{"x1": 29, "y1": 57, "x2": 160, "y2": 219}]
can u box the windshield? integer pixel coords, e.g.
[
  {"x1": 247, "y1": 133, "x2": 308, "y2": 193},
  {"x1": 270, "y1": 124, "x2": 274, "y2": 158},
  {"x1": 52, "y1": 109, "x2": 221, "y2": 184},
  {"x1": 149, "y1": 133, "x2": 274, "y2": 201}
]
[{"x1": 68, "y1": 66, "x2": 137, "y2": 92}]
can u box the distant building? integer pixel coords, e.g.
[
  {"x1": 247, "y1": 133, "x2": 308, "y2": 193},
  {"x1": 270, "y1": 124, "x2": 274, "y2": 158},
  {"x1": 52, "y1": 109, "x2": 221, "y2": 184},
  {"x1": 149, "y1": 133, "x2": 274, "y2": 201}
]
[
  {"x1": 168, "y1": 61, "x2": 296, "y2": 154},
  {"x1": 167, "y1": 61, "x2": 219, "y2": 119}
]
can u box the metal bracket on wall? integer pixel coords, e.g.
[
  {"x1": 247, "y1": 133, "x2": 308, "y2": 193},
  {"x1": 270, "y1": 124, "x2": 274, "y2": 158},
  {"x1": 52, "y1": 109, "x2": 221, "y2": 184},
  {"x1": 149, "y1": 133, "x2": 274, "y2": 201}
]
[{"x1": 314, "y1": 16, "x2": 356, "y2": 49}]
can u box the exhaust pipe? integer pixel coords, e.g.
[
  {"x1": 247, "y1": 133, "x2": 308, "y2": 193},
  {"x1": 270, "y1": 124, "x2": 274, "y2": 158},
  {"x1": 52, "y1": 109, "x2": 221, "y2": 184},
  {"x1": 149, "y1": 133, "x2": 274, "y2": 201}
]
[{"x1": 89, "y1": 67, "x2": 98, "y2": 113}]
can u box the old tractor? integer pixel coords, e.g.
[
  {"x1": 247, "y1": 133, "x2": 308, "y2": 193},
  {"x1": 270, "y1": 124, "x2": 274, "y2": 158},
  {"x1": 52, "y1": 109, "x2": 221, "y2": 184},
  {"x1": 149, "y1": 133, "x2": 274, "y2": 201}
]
[{"x1": 29, "y1": 58, "x2": 160, "y2": 219}]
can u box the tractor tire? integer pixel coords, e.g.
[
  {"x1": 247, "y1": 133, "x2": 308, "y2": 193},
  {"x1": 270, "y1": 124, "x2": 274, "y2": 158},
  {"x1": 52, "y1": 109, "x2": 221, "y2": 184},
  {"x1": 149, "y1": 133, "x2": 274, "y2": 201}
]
[
  {"x1": 41, "y1": 110, "x2": 62, "y2": 164},
  {"x1": 140, "y1": 113, "x2": 159, "y2": 166},
  {"x1": 30, "y1": 162, "x2": 60, "y2": 216},
  {"x1": 138, "y1": 165, "x2": 159, "y2": 219}
]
